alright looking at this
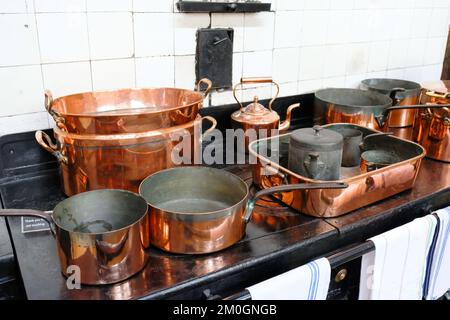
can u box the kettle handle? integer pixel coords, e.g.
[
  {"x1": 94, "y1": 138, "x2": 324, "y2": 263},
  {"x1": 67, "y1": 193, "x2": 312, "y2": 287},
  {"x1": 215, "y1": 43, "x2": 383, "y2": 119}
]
[{"x1": 232, "y1": 77, "x2": 280, "y2": 112}]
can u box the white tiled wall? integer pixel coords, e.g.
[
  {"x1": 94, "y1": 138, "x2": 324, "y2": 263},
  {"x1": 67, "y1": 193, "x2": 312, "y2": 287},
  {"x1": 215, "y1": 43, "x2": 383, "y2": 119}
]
[{"x1": 0, "y1": 0, "x2": 450, "y2": 135}]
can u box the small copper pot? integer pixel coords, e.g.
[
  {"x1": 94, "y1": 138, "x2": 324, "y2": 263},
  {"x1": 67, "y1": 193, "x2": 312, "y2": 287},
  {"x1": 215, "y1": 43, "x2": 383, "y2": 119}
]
[
  {"x1": 231, "y1": 77, "x2": 300, "y2": 152},
  {"x1": 0, "y1": 189, "x2": 149, "y2": 285}
]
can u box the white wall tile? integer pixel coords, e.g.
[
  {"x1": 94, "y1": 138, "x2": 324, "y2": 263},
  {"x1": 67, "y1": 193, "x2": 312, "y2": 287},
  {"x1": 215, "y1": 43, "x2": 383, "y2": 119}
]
[
  {"x1": 327, "y1": 10, "x2": 352, "y2": 44},
  {"x1": 346, "y1": 43, "x2": 369, "y2": 75},
  {"x1": 233, "y1": 52, "x2": 243, "y2": 85},
  {"x1": 421, "y1": 64, "x2": 443, "y2": 82},
  {"x1": 91, "y1": 58, "x2": 135, "y2": 91},
  {"x1": 273, "y1": 48, "x2": 299, "y2": 83},
  {"x1": 304, "y1": 0, "x2": 330, "y2": 10},
  {"x1": 351, "y1": 10, "x2": 371, "y2": 42},
  {"x1": 299, "y1": 46, "x2": 325, "y2": 80},
  {"x1": 298, "y1": 79, "x2": 323, "y2": 93},
  {"x1": 345, "y1": 74, "x2": 367, "y2": 88},
  {"x1": 275, "y1": 0, "x2": 304, "y2": 11},
  {"x1": 211, "y1": 90, "x2": 237, "y2": 106},
  {"x1": 174, "y1": 13, "x2": 210, "y2": 55},
  {"x1": 86, "y1": 0, "x2": 132, "y2": 12},
  {"x1": 136, "y1": 56, "x2": 175, "y2": 87},
  {"x1": 42, "y1": 61, "x2": 92, "y2": 97},
  {"x1": 424, "y1": 37, "x2": 447, "y2": 64},
  {"x1": 405, "y1": 38, "x2": 426, "y2": 67},
  {"x1": 0, "y1": 65, "x2": 43, "y2": 116},
  {"x1": 367, "y1": 41, "x2": 389, "y2": 72},
  {"x1": 279, "y1": 82, "x2": 299, "y2": 96},
  {"x1": 0, "y1": 0, "x2": 34, "y2": 13},
  {"x1": 88, "y1": 12, "x2": 133, "y2": 60},
  {"x1": 37, "y1": 13, "x2": 89, "y2": 63},
  {"x1": 410, "y1": 9, "x2": 432, "y2": 38},
  {"x1": 243, "y1": 12, "x2": 275, "y2": 51},
  {"x1": 301, "y1": 10, "x2": 329, "y2": 46},
  {"x1": 428, "y1": 7, "x2": 450, "y2": 37},
  {"x1": 174, "y1": 55, "x2": 195, "y2": 89},
  {"x1": 390, "y1": 9, "x2": 412, "y2": 40},
  {"x1": 370, "y1": 9, "x2": 394, "y2": 41},
  {"x1": 134, "y1": 13, "x2": 174, "y2": 57},
  {"x1": 388, "y1": 39, "x2": 409, "y2": 68},
  {"x1": 322, "y1": 76, "x2": 346, "y2": 88},
  {"x1": 133, "y1": 0, "x2": 173, "y2": 12},
  {"x1": 0, "y1": 14, "x2": 40, "y2": 67},
  {"x1": 330, "y1": 0, "x2": 353, "y2": 9},
  {"x1": 433, "y1": 0, "x2": 450, "y2": 7},
  {"x1": 211, "y1": 13, "x2": 245, "y2": 53},
  {"x1": 274, "y1": 11, "x2": 302, "y2": 48},
  {"x1": 0, "y1": 112, "x2": 49, "y2": 136},
  {"x1": 242, "y1": 51, "x2": 273, "y2": 78},
  {"x1": 34, "y1": 0, "x2": 86, "y2": 12},
  {"x1": 366, "y1": 70, "x2": 387, "y2": 78},
  {"x1": 241, "y1": 85, "x2": 273, "y2": 102},
  {"x1": 323, "y1": 44, "x2": 347, "y2": 77},
  {"x1": 385, "y1": 68, "x2": 405, "y2": 79},
  {"x1": 403, "y1": 66, "x2": 424, "y2": 83}
]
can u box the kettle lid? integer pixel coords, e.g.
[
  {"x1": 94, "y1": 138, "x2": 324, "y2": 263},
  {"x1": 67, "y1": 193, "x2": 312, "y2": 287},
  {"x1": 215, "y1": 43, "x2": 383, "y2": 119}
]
[{"x1": 231, "y1": 96, "x2": 280, "y2": 124}]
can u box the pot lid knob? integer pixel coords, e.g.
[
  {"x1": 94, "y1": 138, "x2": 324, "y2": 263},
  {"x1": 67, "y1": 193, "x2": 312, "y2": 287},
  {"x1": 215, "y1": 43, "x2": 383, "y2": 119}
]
[
  {"x1": 313, "y1": 125, "x2": 323, "y2": 136},
  {"x1": 243, "y1": 96, "x2": 270, "y2": 115}
]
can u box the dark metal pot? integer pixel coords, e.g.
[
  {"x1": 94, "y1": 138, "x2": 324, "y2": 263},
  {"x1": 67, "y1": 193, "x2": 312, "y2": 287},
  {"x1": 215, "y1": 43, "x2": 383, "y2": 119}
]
[
  {"x1": 329, "y1": 127, "x2": 363, "y2": 167},
  {"x1": 360, "y1": 78, "x2": 421, "y2": 127},
  {"x1": 0, "y1": 189, "x2": 149, "y2": 285},
  {"x1": 288, "y1": 125, "x2": 344, "y2": 180},
  {"x1": 139, "y1": 166, "x2": 347, "y2": 254}
]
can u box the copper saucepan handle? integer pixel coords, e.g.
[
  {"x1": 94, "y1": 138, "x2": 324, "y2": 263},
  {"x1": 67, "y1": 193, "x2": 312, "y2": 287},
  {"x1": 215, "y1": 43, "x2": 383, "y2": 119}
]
[
  {"x1": 376, "y1": 103, "x2": 450, "y2": 128},
  {"x1": 201, "y1": 116, "x2": 217, "y2": 138},
  {"x1": 0, "y1": 209, "x2": 55, "y2": 236},
  {"x1": 35, "y1": 131, "x2": 68, "y2": 164},
  {"x1": 243, "y1": 182, "x2": 348, "y2": 223},
  {"x1": 196, "y1": 78, "x2": 213, "y2": 98},
  {"x1": 233, "y1": 77, "x2": 280, "y2": 112}
]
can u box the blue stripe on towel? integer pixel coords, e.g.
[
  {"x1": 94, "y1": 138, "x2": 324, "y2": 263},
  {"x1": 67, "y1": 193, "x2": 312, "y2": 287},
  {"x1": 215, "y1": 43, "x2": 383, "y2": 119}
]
[
  {"x1": 311, "y1": 261, "x2": 319, "y2": 300},
  {"x1": 423, "y1": 213, "x2": 440, "y2": 298},
  {"x1": 307, "y1": 263, "x2": 314, "y2": 300},
  {"x1": 430, "y1": 208, "x2": 450, "y2": 296}
]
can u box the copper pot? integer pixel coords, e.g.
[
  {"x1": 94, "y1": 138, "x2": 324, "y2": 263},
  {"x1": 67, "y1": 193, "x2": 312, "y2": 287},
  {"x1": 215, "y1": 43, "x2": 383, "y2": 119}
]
[
  {"x1": 360, "y1": 78, "x2": 421, "y2": 127},
  {"x1": 0, "y1": 189, "x2": 149, "y2": 285},
  {"x1": 231, "y1": 77, "x2": 300, "y2": 152},
  {"x1": 412, "y1": 81, "x2": 450, "y2": 163},
  {"x1": 45, "y1": 79, "x2": 212, "y2": 134},
  {"x1": 36, "y1": 115, "x2": 217, "y2": 196},
  {"x1": 139, "y1": 166, "x2": 347, "y2": 254}
]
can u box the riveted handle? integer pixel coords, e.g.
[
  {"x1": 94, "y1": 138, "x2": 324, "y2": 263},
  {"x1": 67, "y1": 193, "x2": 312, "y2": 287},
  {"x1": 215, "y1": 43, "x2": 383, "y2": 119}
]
[{"x1": 35, "y1": 131, "x2": 68, "y2": 164}]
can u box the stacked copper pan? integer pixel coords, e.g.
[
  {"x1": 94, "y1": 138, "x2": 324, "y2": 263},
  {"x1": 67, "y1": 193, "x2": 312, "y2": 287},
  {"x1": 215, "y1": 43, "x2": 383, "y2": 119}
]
[{"x1": 36, "y1": 79, "x2": 216, "y2": 196}]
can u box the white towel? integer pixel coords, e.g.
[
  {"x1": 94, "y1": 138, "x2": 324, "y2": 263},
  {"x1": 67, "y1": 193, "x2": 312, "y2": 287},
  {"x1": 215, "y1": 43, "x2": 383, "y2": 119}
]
[
  {"x1": 359, "y1": 215, "x2": 437, "y2": 300},
  {"x1": 424, "y1": 207, "x2": 450, "y2": 300},
  {"x1": 246, "y1": 257, "x2": 331, "y2": 300}
]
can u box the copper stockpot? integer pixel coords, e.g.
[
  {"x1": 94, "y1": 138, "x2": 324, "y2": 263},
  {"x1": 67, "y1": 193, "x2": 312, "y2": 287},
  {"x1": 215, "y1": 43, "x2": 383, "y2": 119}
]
[
  {"x1": 139, "y1": 166, "x2": 347, "y2": 254},
  {"x1": 0, "y1": 189, "x2": 149, "y2": 285},
  {"x1": 45, "y1": 79, "x2": 212, "y2": 134},
  {"x1": 412, "y1": 81, "x2": 450, "y2": 162},
  {"x1": 360, "y1": 79, "x2": 421, "y2": 127},
  {"x1": 231, "y1": 77, "x2": 300, "y2": 152},
  {"x1": 36, "y1": 115, "x2": 217, "y2": 196}
]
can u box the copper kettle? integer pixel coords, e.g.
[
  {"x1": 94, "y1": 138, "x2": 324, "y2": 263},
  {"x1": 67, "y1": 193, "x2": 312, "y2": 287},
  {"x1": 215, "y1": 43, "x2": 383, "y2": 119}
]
[{"x1": 231, "y1": 77, "x2": 300, "y2": 152}]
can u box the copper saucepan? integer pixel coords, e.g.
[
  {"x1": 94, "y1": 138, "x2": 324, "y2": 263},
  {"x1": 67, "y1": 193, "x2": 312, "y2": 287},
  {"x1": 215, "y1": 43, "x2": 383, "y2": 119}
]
[
  {"x1": 46, "y1": 78, "x2": 212, "y2": 134},
  {"x1": 138, "y1": 166, "x2": 348, "y2": 254},
  {"x1": 0, "y1": 189, "x2": 150, "y2": 285}
]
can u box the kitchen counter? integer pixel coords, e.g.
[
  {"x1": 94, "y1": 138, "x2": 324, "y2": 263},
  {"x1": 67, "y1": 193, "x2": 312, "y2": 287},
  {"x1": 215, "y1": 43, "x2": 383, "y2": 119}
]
[{"x1": 4, "y1": 157, "x2": 450, "y2": 300}]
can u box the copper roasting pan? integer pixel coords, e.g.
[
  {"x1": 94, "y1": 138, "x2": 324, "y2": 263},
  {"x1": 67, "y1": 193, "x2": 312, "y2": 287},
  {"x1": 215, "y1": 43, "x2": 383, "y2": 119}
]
[{"x1": 248, "y1": 123, "x2": 425, "y2": 218}]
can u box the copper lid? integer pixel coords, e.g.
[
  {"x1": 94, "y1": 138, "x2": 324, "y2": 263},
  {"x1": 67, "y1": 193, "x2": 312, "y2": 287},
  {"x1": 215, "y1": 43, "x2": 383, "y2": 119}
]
[{"x1": 231, "y1": 96, "x2": 280, "y2": 125}]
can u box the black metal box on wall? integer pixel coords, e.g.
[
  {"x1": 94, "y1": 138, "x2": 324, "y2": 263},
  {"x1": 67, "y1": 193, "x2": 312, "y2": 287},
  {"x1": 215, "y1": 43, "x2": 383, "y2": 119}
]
[{"x1": 196, "y1": 28, "x2": 234, "y2": 90}]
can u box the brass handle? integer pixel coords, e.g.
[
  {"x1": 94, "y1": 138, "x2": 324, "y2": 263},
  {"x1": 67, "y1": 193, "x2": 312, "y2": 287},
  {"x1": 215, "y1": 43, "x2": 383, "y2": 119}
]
[
  {"x1": 232, "y1": 77, "x2": 280, "y2": 112},
  {"x1": 196, "y1": 78, "x2": 213, "y2": 98},
  {"x1": 201, "y1": 116, "x2": 217, "y2": 139},
  {"x1": 45, "y1": 90, "x2": 66, "y2": 130},
  {"x1": 35, "y1": 131, "x2": 68, "y2": 164},
  {"x1": 426, "y1": 91, "x2": 450, "y2": 99},
  {"x1": 243, "y1": 182, "x2": 348, "y2": 223}
]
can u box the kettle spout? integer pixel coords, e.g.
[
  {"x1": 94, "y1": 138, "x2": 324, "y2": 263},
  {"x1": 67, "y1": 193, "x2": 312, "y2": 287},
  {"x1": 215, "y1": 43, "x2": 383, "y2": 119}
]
[{"x1": 279, "y1": 103, "x2": 300, "y2": 132}]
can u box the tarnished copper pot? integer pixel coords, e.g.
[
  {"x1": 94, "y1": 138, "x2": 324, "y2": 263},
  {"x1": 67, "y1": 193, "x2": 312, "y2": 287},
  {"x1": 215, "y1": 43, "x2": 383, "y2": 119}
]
[
  {"x1": 412, "y1": 81, "x2": 450, "y2": 162},
  {"x1": 45, "y1": 79, "x2": 212, "y2": 134},
  {"x1": 360, "y1": 78, "x2": 421, "y2": 127},
  {"x1": 231, "y1": 77, "x2": 300, "y2": 152},
  {"x1": 36, "y1": 115, "x2": 217, "y2": 196},
  {"x1": 139, "y1": 166, "x2": 347, "y2": 254},
  {"x1": 0, "y1": 189, "x2": 149, "y2": 285}
]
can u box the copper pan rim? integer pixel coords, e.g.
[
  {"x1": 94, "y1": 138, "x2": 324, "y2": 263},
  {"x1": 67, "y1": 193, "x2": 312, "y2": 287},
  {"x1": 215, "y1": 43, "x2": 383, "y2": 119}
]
[{"x1": 51, "y1": 86, "x2": 205, "y2": 117}]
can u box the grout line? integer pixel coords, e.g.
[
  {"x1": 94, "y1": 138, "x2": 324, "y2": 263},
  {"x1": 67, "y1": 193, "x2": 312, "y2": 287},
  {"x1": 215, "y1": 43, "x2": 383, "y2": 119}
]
[{"x1": 84, "y1": 0, "x2": 94, "y2": 91}]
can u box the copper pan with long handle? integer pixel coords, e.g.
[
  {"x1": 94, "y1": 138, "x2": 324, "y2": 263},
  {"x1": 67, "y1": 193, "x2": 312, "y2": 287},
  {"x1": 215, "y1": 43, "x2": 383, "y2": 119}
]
[{"x1": 138, "y1": 166, "x2": 347, "y2": 254}]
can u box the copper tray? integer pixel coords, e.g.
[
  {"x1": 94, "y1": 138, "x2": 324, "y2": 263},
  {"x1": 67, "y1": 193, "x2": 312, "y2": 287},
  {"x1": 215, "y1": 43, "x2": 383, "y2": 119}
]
[{"x1": 248, "y1": 123, "x2": 426, "y2": 218}]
